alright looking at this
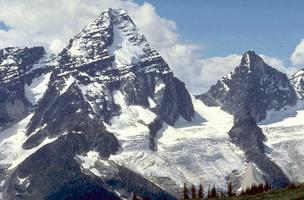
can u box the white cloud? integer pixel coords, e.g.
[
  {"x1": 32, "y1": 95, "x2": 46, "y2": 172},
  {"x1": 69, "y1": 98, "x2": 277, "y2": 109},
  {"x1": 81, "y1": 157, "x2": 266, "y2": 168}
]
[
  {"x1": 0, "y1": 0, "x2": 136, "y2": 51},
  {"x1": 0, "y1": 0, "x2": 300, "y2": 94},
  {"x1": 0, "y1": 0, "x2": 206, "y2": 93},
  {"x1": 198, "y1": 55, "x2": 241, "y2": 92},
  {"x1": 175, "y1": 54, "x2": 241, "y2": 94},
  {"x1": 291, "y1": 39, "x2": 304, "y2": 67},
  {"x1": 0, "y1": 0, "x2": 180, "y2": 55}
]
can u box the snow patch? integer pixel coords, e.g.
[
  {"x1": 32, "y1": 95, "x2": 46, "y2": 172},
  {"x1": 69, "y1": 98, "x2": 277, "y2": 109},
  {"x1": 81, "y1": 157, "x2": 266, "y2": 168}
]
[
  {"x1": 155, "y1": 83, "x2": 165, "y2": 93},
  {"x1": 1, "y1": 58, "x2": 15, "y2": 65},
  {"x1": 259, "y1": 100, "x2": 304, "y2": 183},
  {"x1": 108, "y1": 25, "x2": 145, "y2": 68},
  {"x1": 148, "y1": 97, "x2": 156, "y2": 108},
  {"x1": 76, "y1": 151, "x2": 113, "y2": 178},
  {"x1": 106, "y1": 90, "x2": 156, "y2": 150},
  {"x1": 60, "y1": 75, "x2": 75, "y2": 95},
  {"x1": 0, "y1": 114, "x2": 58, "y2": 170},
  {"x1": 25, "y1": 73, "x2": 51, "y2": 105}
]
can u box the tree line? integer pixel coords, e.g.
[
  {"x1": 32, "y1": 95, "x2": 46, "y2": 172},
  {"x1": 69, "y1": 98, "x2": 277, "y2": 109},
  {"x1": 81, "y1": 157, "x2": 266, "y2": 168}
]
[
  {"x1": 131, "y1": 181, "x2": 304, "y2": 199},
  {"x1": 182, "y1": 180, "x2": 272, "y2": 199}
]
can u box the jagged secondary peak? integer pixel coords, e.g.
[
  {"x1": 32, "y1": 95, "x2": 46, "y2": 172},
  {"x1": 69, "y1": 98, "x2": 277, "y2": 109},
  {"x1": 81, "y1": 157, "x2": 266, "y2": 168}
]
[
  {"x1": 196, "y1": 50, "x2": 297, "y2": 121},
  {"x1": 290, "y1": 68, "x2": 304, "y2": 99}
]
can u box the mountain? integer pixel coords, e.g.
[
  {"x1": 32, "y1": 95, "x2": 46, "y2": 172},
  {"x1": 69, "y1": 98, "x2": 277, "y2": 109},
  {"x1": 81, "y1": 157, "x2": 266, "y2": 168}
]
[
  {"x1": 24, "y1": 8, "x2": 194, "y2": 150},
  {"x1": 196, "y1": 51, "x2": 297, "y2": 122},
  {"x1": 0, "y1": 8, "x2": 303, "y2": 200},
  {"x1": 0, "y1": 8, "x2": 194, "y2": 200},
  {"x1": 196, "y1": 51, "x2": 303, "y2": 188}
]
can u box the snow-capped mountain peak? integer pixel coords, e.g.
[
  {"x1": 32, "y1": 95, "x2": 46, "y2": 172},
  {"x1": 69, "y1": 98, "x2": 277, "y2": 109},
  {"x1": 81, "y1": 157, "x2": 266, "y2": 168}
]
[
  {"x1": 61, "y1": 8, "x2": 167, "y2": 74},
  {"x1": 240, "y1": 50, "x2": 264, "y2": 70},
  {"x1": 0, "y1": 8, "x2": 194, "y2": 199},
  {"x1": 21, "y1": 6, "x2": 194, "y2": 163}
]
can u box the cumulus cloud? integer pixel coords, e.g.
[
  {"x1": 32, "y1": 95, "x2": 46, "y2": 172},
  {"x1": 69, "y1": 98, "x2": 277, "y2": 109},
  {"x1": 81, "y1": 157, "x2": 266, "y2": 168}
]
[
  {"x1": 291, "y1": 39, "x2": 304, "y2": 67},
  {"x1": 0, "y1": 0, "x2": 299, "y2": 94},
  {"x1": 0, "y1": 0, "x2": 137, "y2": 51},
  {"x1": 0, "y1": 0, "x2": 180, "y2": 55},
  {"x1": 0, "y1": 0, "x2": 208, "y2": 93}
]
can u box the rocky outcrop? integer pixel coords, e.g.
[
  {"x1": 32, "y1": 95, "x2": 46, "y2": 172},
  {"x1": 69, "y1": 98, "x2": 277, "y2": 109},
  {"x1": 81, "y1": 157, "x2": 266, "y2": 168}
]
[
  {"x1": 0, "y1": 47, "x2": 52, "y2": 129},
  {"x1": 196, "y1": 51, "x2": 297, "y2": 122},
  {"x1": 228, "y1": 114, "x2": 289, "y2": 188}
]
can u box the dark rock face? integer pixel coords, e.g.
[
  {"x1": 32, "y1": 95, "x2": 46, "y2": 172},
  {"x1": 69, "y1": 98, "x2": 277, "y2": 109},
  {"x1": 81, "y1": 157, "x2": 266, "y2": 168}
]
[
  {"x1": 148, "y1": 119, "x2": 163, "y2": 151},
  {"x1": 25, "y1": 8, "x2": 194, "y2": 148},
  {"x1": 290, "y1": 69, "x2": 304, "y2": 99},
  {"x1": 229, "y1": 114, "x2": 265, "y2": 155},
  {"x1": 228, "y1": 114, "x2": 289, "y2": 188},
  {"x1": 0, "y1": 47, "x2": 48, "y2": 128},
  {"x1": 3, "y1": 130, "x2": 119, "y2": 200},
  {"x1": 197, "y1": 51, "x2": 297, "y2": 122},
  {"x1": 23, "y1": 82, "x2": 106, "y2": 149}
]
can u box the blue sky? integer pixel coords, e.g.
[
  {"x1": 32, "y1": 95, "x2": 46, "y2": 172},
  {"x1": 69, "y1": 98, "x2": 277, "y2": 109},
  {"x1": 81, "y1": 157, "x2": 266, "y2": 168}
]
[
  {"x1": 0, "y1": 21, "x2": 9, "y2": 31},
  {"x1": 135, "y1": 0, "x2": 304, "y2": 64}
]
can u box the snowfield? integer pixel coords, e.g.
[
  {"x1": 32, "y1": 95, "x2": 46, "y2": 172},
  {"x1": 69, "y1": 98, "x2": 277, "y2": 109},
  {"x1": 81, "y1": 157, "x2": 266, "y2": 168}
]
[
  {"x1": 107, "y1": 96, "x2": 247, "y2": 190},
  {"x1": 259, "y1": 100, "x2": 304, "y2": 183},
  {"x1": 25, "y1": 72, "x2": 51, "y2": 105},
  {"x1": 0, "y1": 114, "x2": 57, "y2": 170},
  {"x1": 0, "y1": 94, "x2": 303, "y2": 194}
]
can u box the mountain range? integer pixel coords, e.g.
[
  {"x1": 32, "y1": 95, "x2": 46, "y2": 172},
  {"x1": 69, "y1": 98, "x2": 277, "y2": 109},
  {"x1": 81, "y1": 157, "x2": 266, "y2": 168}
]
[{"x1": 0, "y1": 8, "x2": 303, "y2": 200}]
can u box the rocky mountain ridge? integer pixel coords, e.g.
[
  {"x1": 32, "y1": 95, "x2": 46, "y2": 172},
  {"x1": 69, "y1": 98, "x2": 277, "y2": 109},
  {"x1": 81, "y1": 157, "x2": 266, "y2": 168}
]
[{"x1": 196, "y1": 51, "x2": 297, "y2": 122}]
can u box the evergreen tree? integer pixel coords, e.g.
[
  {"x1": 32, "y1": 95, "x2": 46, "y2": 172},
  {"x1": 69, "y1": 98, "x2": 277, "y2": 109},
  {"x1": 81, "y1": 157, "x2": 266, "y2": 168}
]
[
  {"x1": 183, "y1": 183, "x2": 189, "y2": 199},
  {"x1": 198, "y1": 183, "x2": 204, "y2": 198},
  {"x1": 132, "y1": 192, "x2": 137, "y2": 200},
  {"x1": 227, "y1": 181, "x2": 235, "y2": 196},
  {"x1": 264, "y1": 181, "x2": 271, "y2": 192},
  {"x1": 210, "y1": 185, "x2": 217, "y2": 198},
  {"x1": 207, "y1": 185, "x2": 211, "y2": 198},
  {"x1": 191, "y1": 184, "x2": 196, "y2": 199}
]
